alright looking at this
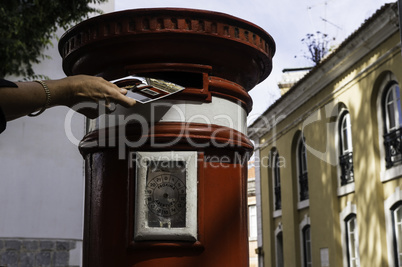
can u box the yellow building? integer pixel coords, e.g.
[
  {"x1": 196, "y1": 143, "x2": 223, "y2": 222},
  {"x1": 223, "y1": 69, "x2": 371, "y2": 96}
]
[{"x1": 248, "y1": 3, "x2": 402, "y2": 267}]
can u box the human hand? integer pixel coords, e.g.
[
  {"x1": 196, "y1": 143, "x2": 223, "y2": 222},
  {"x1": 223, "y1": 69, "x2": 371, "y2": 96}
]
[{"x1": 48, "y1": 75, "x2": 137, "y2": 118}]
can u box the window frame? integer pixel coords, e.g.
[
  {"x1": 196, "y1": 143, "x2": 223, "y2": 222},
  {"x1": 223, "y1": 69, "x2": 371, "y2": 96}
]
[
  {"x1": 340, "y1": 203, "x2": 360, "y2": 267},
  {"x1": 296, "y1": 135, "x2": 309, "y2": 209},
  {"x1": 302, "y1": 225, "x2": 312, "y2": 267},
  {"x1": 272, "y1": 150, "x2": 282, "y2": 216},
  {"x1": 338, "y1": 111, "x2": 354, "y2": 186},
  {"x1": 392, "y1": 203, "x2": 402, "y2": 266},
  {"x1": 300, "y1": 215, "x2": 312, "y2": 267},
  {"x1": 384, "y1": 83, "x2": 402, "y2": 133},
  {"x1": 383, "y1": 82, "x2": 402, "y2": 169},
  {"x1": 340, "y1": 112, "x2": 353, "y2": 155},
  {"x1": 345, "y1": 215, "x2": 360, "y2": 267},
  {"x1": 376, "y1": 74, "x2": 402, "y2": 182},
  {"x1": 385, "y1": 188, "x2": 402, "y2": 267},
  {"x1": 272, "y1": 151, "x2": 282, "y2": 213},
  {"x1": 275, "y1": 225, "x2": 284, "y2": 267}
]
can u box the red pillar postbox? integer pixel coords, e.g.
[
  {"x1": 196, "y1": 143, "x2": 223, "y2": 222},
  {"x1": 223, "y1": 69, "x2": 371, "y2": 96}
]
[{"x1": 59, "y1": 8, "x2": 275, "y2": 267}]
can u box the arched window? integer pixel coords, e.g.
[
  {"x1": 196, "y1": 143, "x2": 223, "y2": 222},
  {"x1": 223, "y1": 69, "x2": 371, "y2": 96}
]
[
  {"x1": 273, "y1": 151, "x2": 281, "y2": 211},
  {"x1": 345, "y1": 215, "x2": 360, "y2": 267},
  {"x1": 385, "y1": 83, "x2": 402, "y2": 132},
  {"x1": 300, "y1": 215, "x2": 312, "y2": 267},
  {"x1": 339, "y1": 111, "x2": 354, "y2": 185},
  {"x1": 302, "y1": 225, "x2": 312, "y2": 267},
  {"x1": 276, "y1": 230, "x2": 284, "y2": 267},
  {"x1": 383, "y1": 82, "x2": 402, "y2": 168},
  {"x1": 297, "y1": 136, "x2": 309, "y2": 201},
  {"x1": 340, "y1": 203, "x2": 360, "y2": 267},
  {"x1": 384, "y1": 188, "x2": 402, "y2": 266}
]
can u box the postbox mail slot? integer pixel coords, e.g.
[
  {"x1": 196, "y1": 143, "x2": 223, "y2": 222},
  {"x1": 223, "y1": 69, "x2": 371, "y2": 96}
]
[{"x1": 126, "y1": 63, "x2": 212, "y2": 101}]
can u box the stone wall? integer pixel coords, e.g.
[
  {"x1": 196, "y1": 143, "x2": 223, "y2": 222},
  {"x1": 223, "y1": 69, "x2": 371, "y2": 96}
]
[{"x1": 0, "y1": 239, "x2": 78, "y2": 267}]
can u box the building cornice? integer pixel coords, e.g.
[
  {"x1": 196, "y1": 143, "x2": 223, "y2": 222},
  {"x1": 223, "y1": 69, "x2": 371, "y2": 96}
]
[{"x1": 248, "y1": 3, "x2": 399, "y2": 141}]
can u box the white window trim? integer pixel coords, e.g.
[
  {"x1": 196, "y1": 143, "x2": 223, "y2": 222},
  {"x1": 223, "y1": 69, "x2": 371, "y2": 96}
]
[
  {"x1": 273, "y1": 209, "x2": 282, "y2": 218},
  {"x1": 296, "y1": 135, "x2": 310, "y2": 209},
  {"x1": 335, "y1": 108, "x2": 355, "y2": 197},
  {"x1": 376, "y1": 72, "x2": 402, "y2": 182},
  {"x1": 275, "y1": 222, "x2": 282, "y2": 237},
  {"x1": 300, "y1": 214, "x2": 312, "y2": 267},
  {"x1": 337, "y1": 183, "x2": 355, "y2": 197},
  {"x1": 298, "y1": 199, "x2": 310, "y2": 210},
  {"x1": 340, "y1": 202, "x2": 360, "y2": 267},
  {"x1": 384, "y1": 186, "x2": 402, "y2": 267}
]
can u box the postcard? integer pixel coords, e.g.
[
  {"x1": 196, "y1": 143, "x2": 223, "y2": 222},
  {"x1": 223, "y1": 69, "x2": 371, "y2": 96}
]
[{"x1": 111, "y1": 76, "x2": 185, "y2": 104}]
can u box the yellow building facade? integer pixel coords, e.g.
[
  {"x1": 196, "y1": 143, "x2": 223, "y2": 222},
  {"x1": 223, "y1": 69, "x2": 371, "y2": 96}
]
[{"x1": 248, "y1": 3, "x2": 402, "y2": 267}]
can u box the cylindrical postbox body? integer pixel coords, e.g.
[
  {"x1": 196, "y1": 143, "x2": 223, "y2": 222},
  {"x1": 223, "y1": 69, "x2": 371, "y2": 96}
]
[{"x1": 59, "y1": 8, "x2": 275, "y2": 267}]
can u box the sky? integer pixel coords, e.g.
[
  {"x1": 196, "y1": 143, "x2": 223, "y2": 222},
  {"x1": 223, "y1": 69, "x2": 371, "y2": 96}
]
[{"x1": 115, "y1": 0, "x2": 395, "y2": 124}]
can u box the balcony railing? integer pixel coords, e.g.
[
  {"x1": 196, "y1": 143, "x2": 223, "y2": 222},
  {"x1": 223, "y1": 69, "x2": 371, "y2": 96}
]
[
  {"x1": 384, "y1": 128, "x2": 402, "y2": 168},
  {"x1": 339, "y1": 152, "x2": 354, "y2": 186},
  {"x1": 299, "y1": 172, "x2": 309, "y2": 201}
]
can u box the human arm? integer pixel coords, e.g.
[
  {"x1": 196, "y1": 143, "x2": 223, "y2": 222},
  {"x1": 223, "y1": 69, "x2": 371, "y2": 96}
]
[{"x1": 0, "y1": 75, "x2": 136, "y2": 121}]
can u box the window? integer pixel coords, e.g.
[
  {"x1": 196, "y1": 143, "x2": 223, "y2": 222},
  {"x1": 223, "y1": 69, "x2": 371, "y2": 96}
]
[
  {"x1": 345, "y1": 215, "x2": 360, "y2": 267},
  {"x1": 276, "y1": 231, "x2": 284, "y2": 267},
  {"x1": 297, "y1": 136, "x2": 309, "y2": 201},
  {"x1": 383, "y1": 82, "x2": 402, "y2": 168},
  {"x1": 340, "y1": 203, "x2": 359, "y2": 267},
  {"x1": 273, "y1": 151, "x2": 281, "y2": 211},
  {"x1": 392, "y1": 204, "x2": 402, "y2": 266},
  {"x1": 339, "y1": 111, "x2": 354, "y2": 185},
  {"x1": 384, "y1": 187, "x2": 402, "y2": 266},
  {"x1": 248, "y1": 205, "x2": 257, "y2": 240},
  {"x1": 385, "y1": 83, "x2": 402, "y2": 132},
  {"x1": 300, "y1": 215, "x2": 312, "y2": 267},
  {"x1": 376, "y1": 74, "x2": 402, "y2": 182},
  {"x1": 302, "y1": 226, "x2": 312, "y2": 267}
]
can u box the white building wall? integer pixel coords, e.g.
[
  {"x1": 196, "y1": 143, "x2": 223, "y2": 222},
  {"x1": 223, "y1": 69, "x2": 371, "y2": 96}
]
[{"x1": 0, "y1": 1, "x2": 115, "y2": 266}]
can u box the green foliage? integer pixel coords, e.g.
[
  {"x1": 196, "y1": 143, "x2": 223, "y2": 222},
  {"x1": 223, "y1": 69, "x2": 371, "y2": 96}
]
[{"x1": 0, "y1": 0, "x2": 107, "y2": 78}]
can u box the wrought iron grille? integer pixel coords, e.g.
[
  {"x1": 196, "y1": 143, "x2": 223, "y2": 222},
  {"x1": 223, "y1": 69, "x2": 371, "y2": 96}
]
[
  {"x1": 299, "y1": 172, "x2": 309, "y2": 201},
  {"x1": 384, "y1": 128, "x2": 402, "y2": 168},
  {"x1": 339, "y1": 152, "x2": 354, "y2": 185}
]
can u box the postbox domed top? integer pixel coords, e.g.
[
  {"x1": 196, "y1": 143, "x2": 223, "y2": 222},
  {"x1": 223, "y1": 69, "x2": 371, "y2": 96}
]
[{"x1": 58, "y1": 8, "x2": 275, "y2": 91}]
